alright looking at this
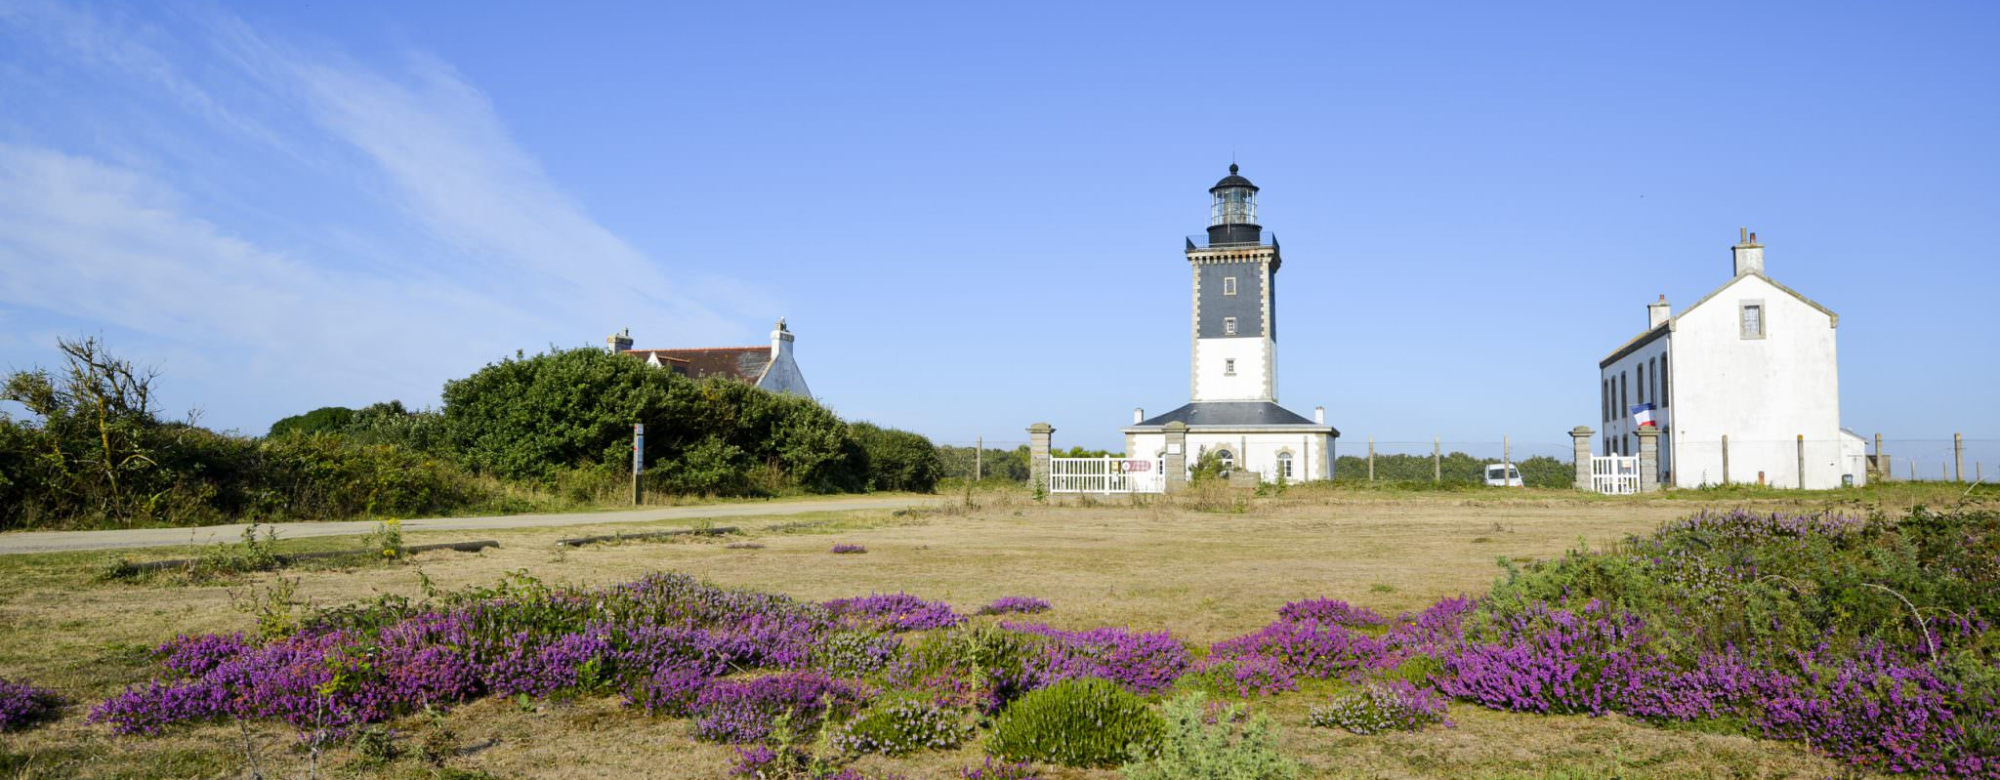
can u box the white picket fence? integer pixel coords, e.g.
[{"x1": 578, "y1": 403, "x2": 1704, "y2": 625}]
[
  {"x1": 1591, "y1": 455, "x2": 1640, "y2": 495},
  {"x1": 1048, "y1": 457, "x2": 1167, "y2": 494}
]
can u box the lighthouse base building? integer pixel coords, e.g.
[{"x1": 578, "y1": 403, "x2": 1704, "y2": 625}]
[{"x1": 1123, "y1": 166, "x2": 1338, "y2": 484}]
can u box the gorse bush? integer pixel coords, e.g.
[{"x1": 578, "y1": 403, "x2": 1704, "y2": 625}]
[
  {"x1": 988, "y1": 678, "x2": 1164, "y2": 768},
  {"x1": 850, "y1": 422, "x2": 943, "y2": 492},
  {"x1": 1123, "y1": 693, "x2": 1299, "y2": 780}
]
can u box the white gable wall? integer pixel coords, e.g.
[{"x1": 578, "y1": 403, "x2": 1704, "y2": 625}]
[{"x1": 1668, "y1": 274, "x2": 1844, "y2": 488}]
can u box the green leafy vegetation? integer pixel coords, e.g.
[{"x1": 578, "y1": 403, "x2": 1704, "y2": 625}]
[
  {"x1": 988, "y1": 678, "x2": 1164, "y2": 768},
  {"x1": 1121, "y1": 693, "x2": 1299, "y2": 780}
]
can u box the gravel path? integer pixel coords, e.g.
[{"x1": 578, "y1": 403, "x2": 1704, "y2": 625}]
[{"x1": 0, "y1": 495, "x2": 943, "y2": 554}]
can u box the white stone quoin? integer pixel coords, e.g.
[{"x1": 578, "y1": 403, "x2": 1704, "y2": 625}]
[{"x1": 1595, "y1": 229, "x2": 1863, "y2": 489}]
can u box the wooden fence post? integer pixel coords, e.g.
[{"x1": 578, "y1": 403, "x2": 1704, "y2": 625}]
[
  {"x1": 1721, "y1": 435, "x2": 1730, "y2": 485},
  {"x1": 1367, "y1": 438, "x2": 1375, "y2": 482},
  {"x1": 1433, "y1": 436, "x2": 1441, "y2": 483},
  {"x1": 1797, "y1": 434, "x2": 1806, "y2": 490},
  {"x1": 1955, "y1": 433, "x2": 1965, "y2": 482},
  {"x1": 975, "y1": 436, "x2": 983, "y2": 481}
]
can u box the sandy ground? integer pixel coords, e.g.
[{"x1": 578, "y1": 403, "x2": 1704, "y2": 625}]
[{"x1": 0, "y1": 492, "x2": 1865, "y2": 779}]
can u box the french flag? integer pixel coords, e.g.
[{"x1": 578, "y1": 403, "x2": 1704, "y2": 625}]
[{"x1": 1629, "y1": 403, "x2": 1658, "y2": 428}]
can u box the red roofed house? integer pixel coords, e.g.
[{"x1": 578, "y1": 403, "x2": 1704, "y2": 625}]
[{"x1": 606, "y1": 319, "x2": 812, "y2": 398}]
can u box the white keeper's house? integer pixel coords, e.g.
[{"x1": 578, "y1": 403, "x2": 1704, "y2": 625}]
[
  {"x1": 1597, "y1": 230, "x2": 1867, "y2": 489},
  {"x1": 1122, "y1": 165, "x2": 1340, "y2": 482}
]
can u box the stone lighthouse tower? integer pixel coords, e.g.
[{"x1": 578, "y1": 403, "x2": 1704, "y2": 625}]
[
  {"x1": 1122, "y1": 164, "x2": 1338, "y2": 485},
  {"x1": 1188, "y1": 164, "x2": 1281, "y2": 402}
]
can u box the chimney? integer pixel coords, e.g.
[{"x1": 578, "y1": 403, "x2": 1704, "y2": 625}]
[
  {"x1": 1133, "y1": 408, "x2": 1145, "y2": 424},
  {"x1": 770, "y1": 317, "x2": 794, "y2": 357},
  {"x1": 1732, "y1": 227, "x2": 1764, "y2": 277},
  {"x1": 1647, "y1": 294, "x2": 1671, "y2": 329},
  {"x1": 607, "y1": 328, "x2": 633, "y2": 353},
  {"x1": 1314, "y1": 406, "x2": 1326, "y2": 425}
]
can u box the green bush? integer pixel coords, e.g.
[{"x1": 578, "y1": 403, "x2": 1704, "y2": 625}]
[
  {"x1": 267, "y1": 406, "x2": 355, "y2": 438},
  {"x1": 831, "y1": 695, "x2": 972, "y2": 756},
  {"x1": 851, "y1": 422, "x2": 943, "y2": 492},
  {"x1": 989, "y1": 678, "x2": 1163, "y2": 768},
  {"x1": 1122, "y1": 693, "x2": 1298, "y2": 780}
]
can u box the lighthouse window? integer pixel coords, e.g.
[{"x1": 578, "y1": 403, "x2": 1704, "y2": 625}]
[
  {"x1": 1223, "y1": 277, "x2": 1237, "y2": 296},
  {"x1": 1224, "y1": 317, "x2": 1237, "y2": 336},
  {"x1": 1740, "y1": 301, "x2": 1765, "y2": 339},
  {"x1": 1224, "y1": 358, "x2": 1237, "y2": 375}
]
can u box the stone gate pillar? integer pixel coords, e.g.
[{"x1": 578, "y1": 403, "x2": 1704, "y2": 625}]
[
  {"x1": 1637, "y1": 427, "x2": 1660, "y2": 493},
  {"x1": 1163, "y1": 422, "x2": 1189, "y2": 494},
  {"x1": 1571, "y1": 426, "x2": 1594, "y2": 490},
  {"x1": 1027, "y1": 422, "x2": 1054, "y2": 491}
]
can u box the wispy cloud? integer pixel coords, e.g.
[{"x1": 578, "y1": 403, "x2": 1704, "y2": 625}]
[{"x1": 0, "y1": 4, "x2": 771, "y2": 430}]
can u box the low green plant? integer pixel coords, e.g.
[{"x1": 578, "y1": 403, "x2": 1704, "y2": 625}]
[
  {"x1": 988, "y1": 678, "x2": 1163, "y2": 768},
  {"x1": 361, "y1": 518, "x2": 405, "y2": 561},
  {"x1": 231, "y1": 576, "x2": 308, "y2": 640},
  {"x1": 1121, "y1": 693, "x2": 1298, "y2": 780},
  {"x1": 831, "y1": 695, "x2": 973, "y2": 756}
]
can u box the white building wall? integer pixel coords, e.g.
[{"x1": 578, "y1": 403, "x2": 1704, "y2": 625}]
[
  {"x1": 1667, "y1": 275, "x2": 1844, "y2": 489},
  {"x1": 1192, "y1": 338, "x2": 1273, "y2": 401},
  {"x1": 1600, "y1": 336, "x2": 1673, "y2": 484},
  {"x1": 1126, "y1": 431, "x2": 1334, "y2": 482}
]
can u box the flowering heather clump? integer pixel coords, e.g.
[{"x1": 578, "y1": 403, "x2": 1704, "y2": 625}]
[
  {"x1": 976, "y1": 597, "x2": 1051, "y2": 616},
  {"x1": 960, "y1": 757, "x2": 1042, "y2": 779},
  {"x1": 1208, "y1": 619, "x2": 1387, "y2": 680},
  {"x1": 629, "y1": 666, "x2": 712, "y2": 717},
  {"x1": 1657, "y1": 507, "x2": 1870, "y2": 542},
  {"x1": 1308, "y1": 680, "x2": 1451, "y2": 734},
  {"x1": 1439, "y1": 599, "x2": 1656, "y2": 715},
  {"x1": 692, "y1": 672, "x2": 869, "y2": 743},
  {"x1": 1003, "y1": 623, "x2": 1190, "y2": 695},
  {"x1": 1190, "y1": 654, "x2": 1298, "y2": 698},
  {"x1": 0, "y1": 678, "x2": 61, "y2": 732},
  {"x1": 157, "y1": 633, "x2": 252, "y2": 678},
  {"x1": 823, "y1": 593, "x2": 964, "y2": 632},
  {"x1": 830, "y1": 696, "x2": 973, "y2": 756},
  {"x1": 1277, "y1": 598, "x2": 1387, "y2": 628},
  {"x1": 831, "y1": 544, "x2": 867, "y2": 554}
]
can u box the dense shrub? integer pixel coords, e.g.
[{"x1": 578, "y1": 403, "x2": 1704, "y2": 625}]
[
  {"x1": 1334, "y1": 452, "x2": 1570, "y2": 488},
  {"x1": 692, "y1": 672, "x2": 869, "y2": 743},
  {"x1": 851, "y1": 422, "x2": 943, "y2": 493},
  {"x1": 267, "y1": 406, "x2": 355, "y2": 438},
  {"x1": 831, "y1": 695, "x2": 973, "y2": 756},
  {"x1": 1123, "y1": 693, "x2": 1299, "y2": 780},
  {"x1": 1307, "y1": 681, "x2": 1451, "y2": 734},
  {"x1": 988, "y1": 678, "x2": 1163, "y2": 768}
]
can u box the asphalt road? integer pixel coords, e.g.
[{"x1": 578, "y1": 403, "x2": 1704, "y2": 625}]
[{"x1": 0, "y1": 495, "x2": 944, "y2": 555}]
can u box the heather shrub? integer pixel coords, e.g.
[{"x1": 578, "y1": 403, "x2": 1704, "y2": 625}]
[
  {"x1": 692, "y1": 672, "x2": 869, "y2": 743},
  {"x1": 823, "y1": 593, "x2": 962, "y2": 632},
  {"x1": 1307, "y1": 681, "x2": 1451, "y2": 734},
  {"x1": 830, "y1": 695, "x2": 973, "y2": 756},
  {"x1": 976, "y1": 597, "x2": 1051, "y2": 616},
  {"x1": 988, "y1": 678, "x2": 1163, "y2": 768},
  {"x1": 1005, "y1": 623, "x2": 1190, "y2": 695},
  {"x1": 0, "y1": 678, "x2": 60, "y2": 732},
  {"x1": 1122, "y1": 693, "x2": 1299, "y2": 780},
  {"x1": 810, "y1": 631, "x2": 902, "y2": 677},
  {"x1": 1275, "y1": 598, "x2": 1387, "y2": 629},
  {"x1": 831, "y1": 544, "x2": 867, "y2": 554},
  {"x1": 960, "y1": 758, "x2": 1042, "y2": 779}
]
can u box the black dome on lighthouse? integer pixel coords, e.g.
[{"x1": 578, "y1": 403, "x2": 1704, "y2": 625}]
[{"x1": 1209, "y1": 163, "x2": 1259, "y2": 193}]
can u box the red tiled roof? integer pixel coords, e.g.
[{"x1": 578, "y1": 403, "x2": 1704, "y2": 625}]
[{"x1": 623, "y1": 347, "x2": 771, "y2": 383}]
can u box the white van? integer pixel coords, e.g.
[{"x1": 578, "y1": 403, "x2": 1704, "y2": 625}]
[{"x1": 1483, "y1": 463, "x2": 1524, "y2": 487}]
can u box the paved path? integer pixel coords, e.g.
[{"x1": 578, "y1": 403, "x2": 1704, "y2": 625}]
[{"x1": 0, "y1": 495, "x2": 944, "y2": 555}]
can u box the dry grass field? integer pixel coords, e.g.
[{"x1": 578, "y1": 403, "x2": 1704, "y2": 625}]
[{"x1": 6, "y1": 485, "x2": 1976, "y2": 780}]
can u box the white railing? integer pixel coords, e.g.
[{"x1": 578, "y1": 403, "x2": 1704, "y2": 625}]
[
  {"x1": 1049, "y1": 457, "x2": 1167, "y2": 494},
  {"x1": 1591, "y1": 455, "x2": 1640, "y2": 495}
]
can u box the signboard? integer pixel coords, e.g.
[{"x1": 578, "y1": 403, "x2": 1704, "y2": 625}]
[
  {"x1": 1124, "y1": 460, "x2": 1152, "y2": 472},
  {"x1": 633, "y1": 423, "x2": 645, "y2": 474}
]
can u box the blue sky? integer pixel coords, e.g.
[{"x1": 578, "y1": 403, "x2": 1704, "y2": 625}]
[{"x1": 1, "y1": 1, "x2": 1995, "y2": 454}]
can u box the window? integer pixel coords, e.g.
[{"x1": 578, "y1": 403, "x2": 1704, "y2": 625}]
[
  {"x1": 1223, "y1": 276, "x2": 1238, "y2": 296},
  {"x1": 1740, "y1": 301, "x2": 1765, "y2": 339},
  {"x1": 1620, "y1": 372, "x2": 1628, "y2": 416},
  {"x1": 1224, "y1": 358, "x2": 1237, "y2": 375},
  {"x1": 1277, "y1": 451, "x2": 1294, "y2": 478},
  {"x1": 1660, "y1": 354, "x2": 1669, "y2": 407},
  {"x1": 1223, "y1": 317, "x2": 1238, "y2": 336},
  {"x1": 1216, "y1": 449, "x2": 1235, "y2": 468},
  {"x1": 1648, "y1": 357, "x2": 1658, "y2": 406},
  {"x1": 1601, "y1": 379, "x2": 1609, "y2": 423},
  {"x1": 1637, "y1": 364, "x2": 1645, "y2": 404}
]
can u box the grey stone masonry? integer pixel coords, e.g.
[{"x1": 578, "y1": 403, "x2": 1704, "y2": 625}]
[
  {"x1": 1164, "y1": 422, "x2": 1189, "y2": 494},
  {"x1": 1027, "y1": 423, "x2": 1054, "y2": 491},
  {"x1": 1571, "y1": 426, "x2": 1594, "y2": 490},
  {"x1": 1637, "y1": 428, "x2": 1660, "y2": 493}
]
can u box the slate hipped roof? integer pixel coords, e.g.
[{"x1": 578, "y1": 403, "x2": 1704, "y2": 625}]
[
  {"x1": 1129, "y1": 401, "x2": 1337, "y2": 434},
  {"x1": 624, "y1": 347, "x2": 773, "y2": 383}
]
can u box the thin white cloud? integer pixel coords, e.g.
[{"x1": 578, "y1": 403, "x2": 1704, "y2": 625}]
[{"x1": 0, "y1": 5, "x2": 776, "y2": 430}]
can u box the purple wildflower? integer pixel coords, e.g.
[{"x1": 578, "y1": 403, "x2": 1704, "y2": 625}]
[{"x1": 976, "y1": 597, "x2": 1052, "y2": 616}]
